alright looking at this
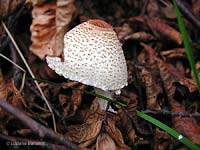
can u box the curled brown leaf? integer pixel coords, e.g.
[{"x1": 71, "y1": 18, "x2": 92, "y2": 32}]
[
  {"x1": 130, "y1": 16, "x2": 182, "y2": 44},
  {"x1": 114, "y1": 23, "x2": 132, "y2": 41},
  {"x1": 0, "y1": 70, "x2": 8, "y2": 117},
  {"x1": 124, "y1": 31, "x2": 155, "y2": 42},
  {"x1": 7, "y1": 79, "x2": 26, "y2": 109},
  {"x1": 30, "y1": 2, "x2": 56, "y2": 59},
  {"x1": 140, "y1": 42, "x2": 157, "y2": 64},
  {"x1": 106, "y1": 118, "x2": 130, "y2": 150},
  {"x1": 147, "y1": 16, "x2": 182, "y2": 45},
  {"x1": 0, "y1": 69, "x2": 8, "y2": 100},
  {"x1": 140, "y1": 67, "x2": 161, "y2": 110},
  {"x1": 153, "y1": 128, "x2": 171, "y2": 150},
  {"x1": 96, "y1": 133, "x2": 117, "y2": 150},
  {"x1": 0, "y1": 78, "x2": 25, "y2": 119},
  {"x1": 30, "y1": 0, "x2": 76, "y2": 59},
  {"x1": 157, "y1": 58, "x2": 176, "y2": 97},
  {"x1": 71, "y1": 85, "x2": 85, "y2": 112},
  {"x1": 65, "y1": 99, "x2": 103, "y2": 148},
  {"x1": 160, "y1": 48, "x2": 185, "y2": 58},
  {"x1": 177, "y1": 78, "x2": 197, "y2": 93},
  {"x1": 192, "y1": 0, "x2": 200, "y2": 20},
  {"x1": 147, "y1": 0, "x2": 159, "y2": 17}
]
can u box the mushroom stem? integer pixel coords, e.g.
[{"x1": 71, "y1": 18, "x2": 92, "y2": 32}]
[{"x1": 94, "y1": 88, "x2": 116, "y2": 112}]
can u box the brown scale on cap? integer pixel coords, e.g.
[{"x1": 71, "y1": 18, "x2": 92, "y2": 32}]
[{"x1": 88, "y1": 19, "x2": 113, "y2": 29}]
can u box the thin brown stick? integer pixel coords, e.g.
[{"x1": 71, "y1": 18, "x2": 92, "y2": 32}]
[
  {"x1": 176, "y1": 0, "x2": 200, "y2": 29},
  {"x1": 0, "y1": 99, "x2": 80, "y2": 150},
  {"x1": 1, "y1": 21, "x2": 57, "y2": 132},
  {"x1": 142, "y1": 109, "x2": 200, "y2": 117},
  {"x1": 140, "y1": 0, "x2": 149, "y2": 16},
  {"x1": 0, "y1": 53, "x2": 26, "y2": 92}
]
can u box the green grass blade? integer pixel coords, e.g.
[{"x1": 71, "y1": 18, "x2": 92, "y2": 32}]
[
  {"x1": 172, "y1": 0, "x2": 200, "y2": 93},
  {"x1": 136, "y1": 110, "x2": 200, "y2": 150}
]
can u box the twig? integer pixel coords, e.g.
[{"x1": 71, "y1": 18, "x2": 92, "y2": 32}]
[
  {"x1": 1, "y1": 21, "x2": 57, "y2": 132},
  {"x1": 0, "y1": 36, "x2": 10, "y2": 53},
  {"x1": 0, "y1": 99, "x2": 80, "y2": 150},
  {"x1": 140, "y1": 0, "x2": 149, "y2": 16},
  {"x1": 159, "y1": 0, "x2": 171, "y2": 7},
  {"x1": 176, "y1": 0, "x2": 200, "y2": 29},
  {"x1": 0, "y1": 53, "x2": 26, "y2": 92},
  {"x1": 0, "y1": 133, "x2": 68, "y2": 150},
  {"x1": 142, "y1": 109, "x2": 200, "y2": 117},
  {"x1": 25, "y1": 81, "x2": 44, "y2": 100}
]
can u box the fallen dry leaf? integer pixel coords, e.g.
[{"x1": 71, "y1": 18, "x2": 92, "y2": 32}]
[
  {"x1": 26, "y1": 0, "x2": 47, "y2": 6},
  {"x1": 117, "y1": 92, "x2": 137, "y2": 143},
  {"x1": 59, "y1": 93, "x2": 71, "y2": 118},
  {"x1": 0, "y1": 77, "x2": 25, "y2": 119},
  {"x1": 139, "y1": 42, "x2": 163, "y2": 110},
  {"x1": 160, "y1": 48, "x2": 185, "y2": 58},
  {"x1": 30, "y1": 1, "x2": 56, "y2": 59},
  {"x1": 124, "y1": 31, "x2": 155, "y2": 42},
  {"x1": 0, "y1": 69, "x2": 8, "y2": 100},
  {"x1": 148, "y1": 0, "x2": 176, "y2": 20},
  {"x1": 96, "y1": 133, "x2": 117, "y2": 150},
  {"x1": 7, "y1": 79, "x2": 27, "y2": 109},
  {"x1": 114, "y1": 23, "x2": 133, "y2": 41},
  {"x1": 30, "y1": 0, "x2": 76, "y2": 59},
  {"x1": 192, "y1": 60, "x2": 200, "y2": 80},
  {"x1": 0, "y1": 0, "x2": 25, "y2": 19},
  {"x1": 140, "y1": 67, "x2": 161, "y2": 110},
  {"x1": 157, "y1": 58, "x2": 176, "y2": 97},
  {"x1": 130, "y1": 16, "x2": 182, "y2": 45},
  {"x1": 192, "y1": 0, "x2": 200, "y2": 20},
  {"x1": 71, "y1": 85, "x2": 85, "y2": 112},
  {"x1": 177, "y1": 78, "x2": 197, "y2": 93},
  {"x1": 0, "y1": 69, "x2": 8, "y2": 118},
  {"x1": 58, "y1": 84, "x2": 85, "y2": 119},
  {"x1": 169, "y1": 96, "x2": 200, "y2": 145},
  {"x1": 106, "y1": 118, "x2": 130, "y2": 150},
  {"x1": 153, "y1": 128, "x2": 171, "y2": 150},
  {"x1": 55, "y1": 0, "x2": 76, "y2": 57},
  {"x1": 118, "y1": 109, "x2": 136, "y2": 143},
  {"x1": 147, "y1": 0, "x2": 159, "y2": 17},
  {"x1": 15, "y1": 128, "x2": 32, "y2": 136},
  {"x1": 65, "y1": 99, "x2": 103, "y2": 148},
  {"x1": 161, "y1": 4, "x2": 176, "y2": 19},
  {"x1": 151, "y1": 48, "x2": 200, "y2": 145},
  {"x1": 140, "y1": 42, "x2": 157, "y2": 64},
  {"x1": 147, "y1": 16, "x2": 182, "y2": 45}
]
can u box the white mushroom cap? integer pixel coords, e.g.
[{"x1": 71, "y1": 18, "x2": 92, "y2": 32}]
[{"x1": 46, "y1": 19, "x2": 128, "y2": 92}]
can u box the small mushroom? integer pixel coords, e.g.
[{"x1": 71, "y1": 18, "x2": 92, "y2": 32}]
[{"x1": 46, "y1": 19, "x2": 128, "y2": 112}]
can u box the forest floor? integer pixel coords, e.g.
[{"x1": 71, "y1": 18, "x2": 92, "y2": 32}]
[{"x1": 0, "y1": 0, "x2": 200, "y2": 150}]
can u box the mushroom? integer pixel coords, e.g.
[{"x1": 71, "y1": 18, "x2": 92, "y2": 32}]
[{"x1": 46, "y1": 19, "x2": 128, "y2": 112}]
